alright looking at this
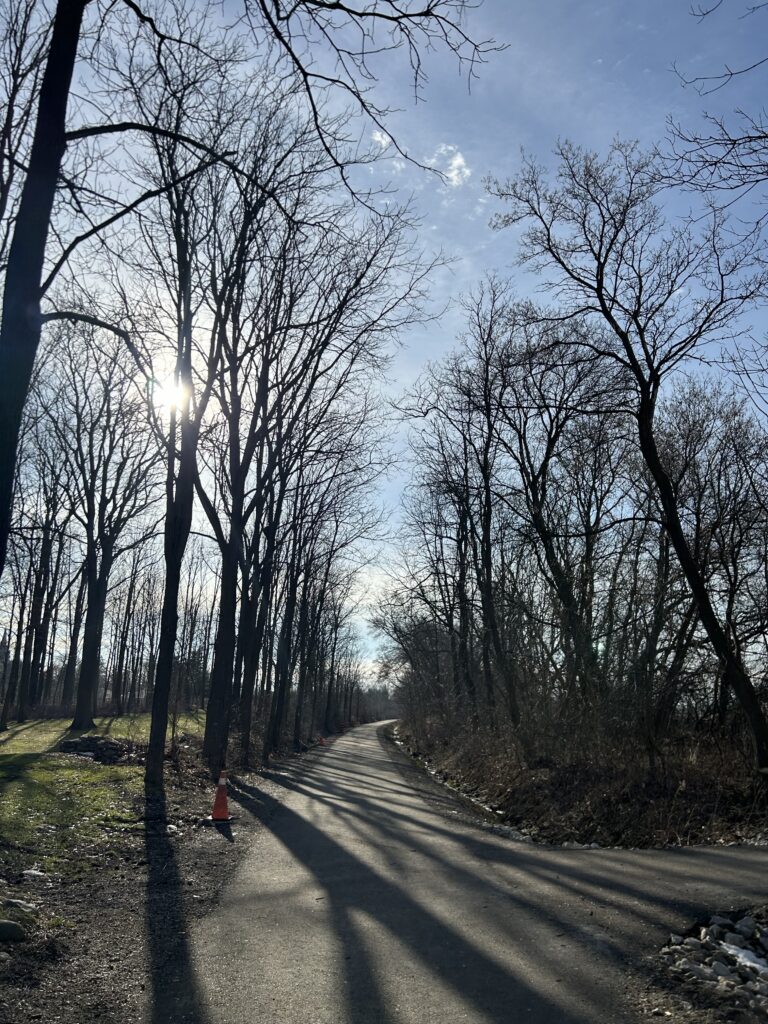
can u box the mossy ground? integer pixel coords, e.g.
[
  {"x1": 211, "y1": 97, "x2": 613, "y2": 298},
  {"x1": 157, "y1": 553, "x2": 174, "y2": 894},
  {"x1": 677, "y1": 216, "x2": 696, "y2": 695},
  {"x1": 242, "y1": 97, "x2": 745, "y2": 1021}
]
[
  {"x1": 0, "y1": 710, "x2": 205, "y2": 755},
  {"x1": 0, "y1": 712, "x2": 206, "y2": 876}
]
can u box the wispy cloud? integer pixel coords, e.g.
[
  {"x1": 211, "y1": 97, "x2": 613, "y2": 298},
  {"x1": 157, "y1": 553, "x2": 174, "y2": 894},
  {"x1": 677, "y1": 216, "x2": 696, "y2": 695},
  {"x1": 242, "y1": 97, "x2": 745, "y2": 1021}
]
[{"x1": 429, "y1": 143, "x2": 472, "y2": 187}]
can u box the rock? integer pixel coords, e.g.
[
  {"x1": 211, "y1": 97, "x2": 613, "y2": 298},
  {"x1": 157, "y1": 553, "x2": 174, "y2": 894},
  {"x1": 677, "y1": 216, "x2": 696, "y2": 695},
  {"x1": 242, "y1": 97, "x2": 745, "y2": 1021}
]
[
  {"x1": 669, "y1": 933, "x2": 684, "y2": 945},
  {"x1": 21, "y1": 869, "x2": 47, "y2": 882},
  {"x1": 683, "y1": 937, "x2": 703, "y2": 950},
  {"x1": 713, "y1": 961, "x2": 735, "y2": 979},
  {"x1": 703, "y1": 925, "x2": 724, "y2": 941},
  {"x1": 735, "y1": 917, "x2": 757, "y2": 937},
  {"x1": 711, "y1": 915, "x2": 734, "y2": 928},
  {"x1": 688, "y1": 964, "x2": 716, "y2": 981},
  {"x1": 0, "y1": 951, "x2": 11, "y2": 961},
  {"x1": 724, "y1": 931, "x2": 747, "y2": 947},
  {"x1": 2, "y1": 899, "x2": 36, "y2": 914},
  {"x1": 0, "y1": 920, "x2": 27, "y2": 942}
]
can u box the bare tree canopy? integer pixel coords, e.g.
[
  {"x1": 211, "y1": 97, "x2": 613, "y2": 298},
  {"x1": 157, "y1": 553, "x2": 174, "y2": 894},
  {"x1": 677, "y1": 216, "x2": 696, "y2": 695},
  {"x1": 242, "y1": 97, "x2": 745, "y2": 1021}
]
[{"x1": 0, "y1": 0, "x2": 495, "y2": 579}]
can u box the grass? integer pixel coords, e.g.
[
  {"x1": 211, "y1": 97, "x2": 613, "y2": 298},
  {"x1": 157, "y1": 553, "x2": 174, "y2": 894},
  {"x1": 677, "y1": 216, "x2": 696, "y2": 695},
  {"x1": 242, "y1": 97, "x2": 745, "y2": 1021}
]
[
  {"x1": 0, "y1": 711, "x2": 206, "y2": 877},
  {"x1": 0, "y1": 710, "x2": 206, "y2": 756},
  {"x1": 0, "y1": 754, "x2": 144, "y2": 875}
]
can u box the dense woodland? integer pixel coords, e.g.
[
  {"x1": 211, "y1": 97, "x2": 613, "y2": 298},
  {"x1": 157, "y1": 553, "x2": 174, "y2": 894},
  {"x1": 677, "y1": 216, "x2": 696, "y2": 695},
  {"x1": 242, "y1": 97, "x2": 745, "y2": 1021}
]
[
  {"x1": 378, "y1": 138, "x2": 768, "y2": 789},
  {"x1": 0, "y1": 0, "x2": 478, "y2": 781},
  {"x1": 2, "y1": 0, "x2": 768, "y2": 805}
]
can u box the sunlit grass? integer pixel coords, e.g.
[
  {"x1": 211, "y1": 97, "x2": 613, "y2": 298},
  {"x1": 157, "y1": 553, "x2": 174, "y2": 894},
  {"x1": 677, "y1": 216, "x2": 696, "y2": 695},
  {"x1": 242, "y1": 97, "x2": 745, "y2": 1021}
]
[
  {"x1": 0, "y1": 711, "x2": 206, "y2": 874},
  {"x1": 0, "y1": 754, "x2": 144, "y2": 874},
  {"x1": 0, "y1": 710, "x2": 206, "y2": 756}
]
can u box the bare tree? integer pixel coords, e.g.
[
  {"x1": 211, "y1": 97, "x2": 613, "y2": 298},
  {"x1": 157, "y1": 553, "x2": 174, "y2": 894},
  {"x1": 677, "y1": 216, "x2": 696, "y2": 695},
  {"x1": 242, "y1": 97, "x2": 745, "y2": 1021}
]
[
  {"x1": 488, "y1": 139, "x2": 768, "y2": 771},
  {"x1": 37, "y1": 323, "x2": 160, "y2": 730},
  {"x1": 0, "y1": 0, "x2": 494, "y2": 579}
]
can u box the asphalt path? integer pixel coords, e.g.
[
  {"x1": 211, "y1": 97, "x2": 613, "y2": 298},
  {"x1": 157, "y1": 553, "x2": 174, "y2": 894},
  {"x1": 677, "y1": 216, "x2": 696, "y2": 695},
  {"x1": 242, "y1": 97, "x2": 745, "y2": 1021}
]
[{"x1": 176, "y1": 722, "x2": 768, "y2": 1023}]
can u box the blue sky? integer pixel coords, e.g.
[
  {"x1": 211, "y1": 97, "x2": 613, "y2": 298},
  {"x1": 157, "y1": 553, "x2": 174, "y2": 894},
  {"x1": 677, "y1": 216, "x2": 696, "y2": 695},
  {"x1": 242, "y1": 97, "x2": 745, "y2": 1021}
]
[
  {"x1": 353, "y1": 0, "x2": 768, "y2": 654},
  {"x1": 362, "y1": 0, "x2": 767, "y2": 383}
]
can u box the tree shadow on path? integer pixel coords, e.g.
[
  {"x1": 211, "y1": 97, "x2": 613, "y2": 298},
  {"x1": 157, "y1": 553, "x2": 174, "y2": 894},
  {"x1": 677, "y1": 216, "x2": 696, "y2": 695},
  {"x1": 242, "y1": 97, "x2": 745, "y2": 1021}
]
[
  {"x1": 143, "y1": 784, "x2": 208, "y2": 1024},
  {"x1": 230, "y1": 774, "x2": 594, "y2": 1024},
  {"x1": 229, "y1": 724, "x2": 768, "y2": 1024}
]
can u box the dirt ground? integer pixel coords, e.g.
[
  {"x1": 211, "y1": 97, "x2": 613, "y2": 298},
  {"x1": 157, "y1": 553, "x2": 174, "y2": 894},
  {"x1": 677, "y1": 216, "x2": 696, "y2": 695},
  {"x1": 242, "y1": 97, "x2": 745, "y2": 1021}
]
[{"x1": 0, "y1": 748, "x2": 291, "y2": 1024}]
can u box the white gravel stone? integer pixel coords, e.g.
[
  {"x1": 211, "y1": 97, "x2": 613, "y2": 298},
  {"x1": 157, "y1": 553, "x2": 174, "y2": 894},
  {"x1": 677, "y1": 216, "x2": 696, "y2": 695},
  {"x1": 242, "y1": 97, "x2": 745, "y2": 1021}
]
[
  {"x1": 1, "y1": 899, "x2": 36, "y2": 914},
  {"x1": 662, "y1": 912, "x2": 768, "y2": 1020},
  {"x1": 687, "y1": 964, "x2": 714, "y2": 981}
]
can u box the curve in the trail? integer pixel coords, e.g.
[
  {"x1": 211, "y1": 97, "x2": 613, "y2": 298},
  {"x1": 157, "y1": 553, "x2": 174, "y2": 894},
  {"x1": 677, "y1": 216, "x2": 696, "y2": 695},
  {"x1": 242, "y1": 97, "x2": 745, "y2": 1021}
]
[{"x1": 163, "y1": 723, "x2": 768, "y2": 1024}]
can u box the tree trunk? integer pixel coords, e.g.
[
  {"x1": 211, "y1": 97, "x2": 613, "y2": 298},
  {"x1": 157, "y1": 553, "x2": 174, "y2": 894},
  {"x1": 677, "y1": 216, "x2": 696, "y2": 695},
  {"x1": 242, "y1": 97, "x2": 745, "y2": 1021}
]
[
  {"x1": 637, "y1": 397, "x2": 768, "y2": 771},
  {"x1": 0, "y1": 0, "x2": 88, "y2": 575},
  {"x1": 71, "y1": 549, "x2": 112, "y2": 730},
  {"x1": 61, "y1": 569, "x2": 86, "y2": 708},
  {"x1": 323, "y1": 628, "x2": 338, "y2": 734},
  {"x1": 145, "y1": 419, "x2": 197, "y2": 788},
  {"x1": 239, "y1": 568, "x2": 273, "y2": 765},
  {"x1": 292, "y1": 585, "x2": 311, "y2": 751},
  {"x1": 146, "y1": 529, "x2": 185, "y2": 785},
  {"x1": 479, "y1": 456, "x2": 518, "y2": 724},
  {"x1": 264, "y1": 577, "x2": 298, "y2": 763},
  {"x1": 202, "y1": 545, "x2": 238, "y2": 771},
  {"x1": 0, "y1": 567, "x2": 31, "y2": 731},
  {"x1": 15, "y1": 611, "x2": 36, "y2": 725}
]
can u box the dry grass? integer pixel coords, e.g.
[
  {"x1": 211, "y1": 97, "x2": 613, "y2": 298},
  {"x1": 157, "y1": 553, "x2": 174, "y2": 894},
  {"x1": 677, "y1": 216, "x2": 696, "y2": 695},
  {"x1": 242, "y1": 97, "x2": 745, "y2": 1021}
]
[{"x1": 399, "y1": 724, "x2": 768, "y2": 847}]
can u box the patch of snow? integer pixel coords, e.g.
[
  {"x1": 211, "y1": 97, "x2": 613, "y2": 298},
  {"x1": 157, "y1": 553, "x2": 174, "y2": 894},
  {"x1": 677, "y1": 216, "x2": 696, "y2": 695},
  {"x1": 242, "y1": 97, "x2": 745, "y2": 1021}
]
[{"x1": 721, "y1": 943, "x2": 768, "y2": 976}]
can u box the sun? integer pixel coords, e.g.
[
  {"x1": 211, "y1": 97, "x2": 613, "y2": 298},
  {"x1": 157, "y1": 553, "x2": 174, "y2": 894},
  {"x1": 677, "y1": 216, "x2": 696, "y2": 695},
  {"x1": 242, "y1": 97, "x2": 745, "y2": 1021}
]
[{"x1": 153, "y1": 376, "x2": 188, "y2": 413}]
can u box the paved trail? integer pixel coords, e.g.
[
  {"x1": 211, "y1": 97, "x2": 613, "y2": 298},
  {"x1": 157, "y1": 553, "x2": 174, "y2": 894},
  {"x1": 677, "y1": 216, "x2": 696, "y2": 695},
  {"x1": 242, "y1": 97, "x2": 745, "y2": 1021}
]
[{"x1": 174, "y1": 723, "x2": 768, "y2": 1023}]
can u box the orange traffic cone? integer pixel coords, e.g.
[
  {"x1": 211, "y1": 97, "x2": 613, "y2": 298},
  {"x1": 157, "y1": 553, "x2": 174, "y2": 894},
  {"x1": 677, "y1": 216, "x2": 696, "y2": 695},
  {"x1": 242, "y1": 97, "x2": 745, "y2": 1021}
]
[{"x1": 211, "y1": 770, "x2": 231, "y2": 821}]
